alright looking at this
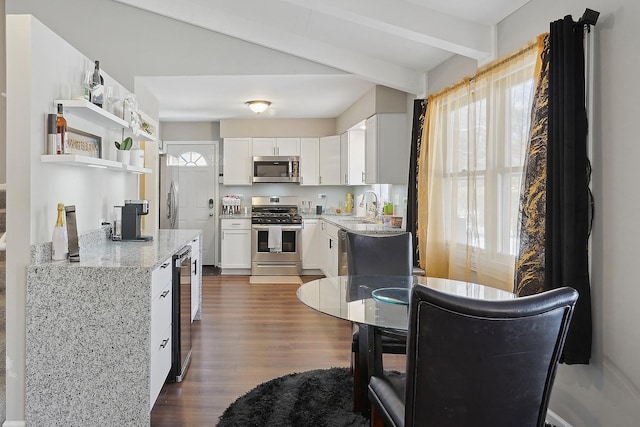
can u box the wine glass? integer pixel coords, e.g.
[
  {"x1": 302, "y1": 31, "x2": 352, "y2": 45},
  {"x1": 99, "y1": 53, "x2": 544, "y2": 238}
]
[
  {"x1": 106, "y1": 85, "x2": 120, "y2": 114},
  {"x1": 82, "y1": 69, "x2": 93, "y2": 101}
]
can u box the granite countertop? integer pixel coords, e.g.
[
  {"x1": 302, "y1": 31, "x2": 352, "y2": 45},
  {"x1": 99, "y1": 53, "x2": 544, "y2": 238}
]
[
  {"x1": 315, "y1": 214, "x2": 406, "y2": 234},
  {"x1": 31, "y1": 229, "x2": 201, "y2": 269}
]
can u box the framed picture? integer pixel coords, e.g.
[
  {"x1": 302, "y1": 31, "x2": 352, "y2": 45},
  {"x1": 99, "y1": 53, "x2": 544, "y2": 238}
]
[{"x1": 67, "y1": 127, "x2": 102, "y2": 158}]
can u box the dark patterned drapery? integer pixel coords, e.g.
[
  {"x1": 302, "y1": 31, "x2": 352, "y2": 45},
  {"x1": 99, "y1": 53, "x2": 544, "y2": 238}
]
[
  {"x1": 406, "y1": 99, "x2": 427, "y2": 267},
  {"x1": 515, "y1": 34, "x2": 549, "y2": 296},
  {"x1": 515, "y1": 16, "x2": 593, "y2": 365}
]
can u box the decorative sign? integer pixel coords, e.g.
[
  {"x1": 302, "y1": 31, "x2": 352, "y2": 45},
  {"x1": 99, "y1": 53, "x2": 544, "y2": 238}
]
[{"x1": 67, "y1": 128, "x2": 102, "y2": 158}]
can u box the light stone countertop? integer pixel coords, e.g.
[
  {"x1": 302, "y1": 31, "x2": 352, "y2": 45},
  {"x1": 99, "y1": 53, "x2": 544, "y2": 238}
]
[
  {"x1": 32, "y1": 229, "x2": 200, "y2": 269},
  {"x1": 312, "y1": 214, "x2": 406, "y2": 234}
]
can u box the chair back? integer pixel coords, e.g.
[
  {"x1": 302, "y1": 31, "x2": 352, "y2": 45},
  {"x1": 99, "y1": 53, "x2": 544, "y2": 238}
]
[
  {"x1": 405, "y1": 285, "x2": 578, "y2": 427},
  {"x1": 346, "y1": 232, "x2": 413, "y2": 276}
]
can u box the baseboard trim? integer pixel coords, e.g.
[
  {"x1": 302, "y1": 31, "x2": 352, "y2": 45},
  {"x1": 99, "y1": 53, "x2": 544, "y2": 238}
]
[
  {"x1": 547, "y1": 409, "x2": 573, "y2": 427},
  {"x1": 3, "y1": 421, "x2": 26, "y2": 427}
]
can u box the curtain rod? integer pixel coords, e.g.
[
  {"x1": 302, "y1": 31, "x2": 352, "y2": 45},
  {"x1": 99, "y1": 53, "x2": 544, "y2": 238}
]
[{"x1": 428, "y1": 37, "x2": 541, "y2": 100}]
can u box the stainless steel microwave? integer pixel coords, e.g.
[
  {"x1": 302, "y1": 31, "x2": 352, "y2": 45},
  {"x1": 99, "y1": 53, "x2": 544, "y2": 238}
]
[{"x1": 252, "y1": 156, "x2": 300, "y2": 183}]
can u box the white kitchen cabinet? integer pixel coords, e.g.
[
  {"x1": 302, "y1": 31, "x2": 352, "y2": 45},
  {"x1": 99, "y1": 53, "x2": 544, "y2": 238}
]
[
  {"x1": 252, "y1": 138, "x2": 276, "y2": 156},
  {"x1": 190, "y1": 235, "x2": 201, "y2": 322},
  {"x1": 220, "y1": 218, "x2": 252, "y2": 271},
  {"x1": 299, "y1": 137, "x2": 320, "y2": 186},
  {"x1": 150, "y1": 257, "x2": 173, "y2": 410},
  {"x1": 364, "y1": 113, "x2": 409, "y2": 184},
  {"x1": 319, "y1": 135, "x2": 341, "y2": 186},
  {"x1": 301, "y1": 219, "x2": 322, "y2": 270},
  {"x1": 340, "y1": 129, "x2": 365, "y2": 186},
  {"x1": 223, "y1": 138, "x2": 253, "y2": 185},
  {"x1": 252, "y1": 137, "x2": 300, "y2": 156},
  {"x1": 321, "y1": 220, "x2": 340, "y2": 277}
]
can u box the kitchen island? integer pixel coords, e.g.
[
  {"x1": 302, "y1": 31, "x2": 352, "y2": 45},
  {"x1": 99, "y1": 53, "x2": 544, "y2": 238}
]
[{"x1": 25, "y1": 229, "x2": 201, "y2": 427}]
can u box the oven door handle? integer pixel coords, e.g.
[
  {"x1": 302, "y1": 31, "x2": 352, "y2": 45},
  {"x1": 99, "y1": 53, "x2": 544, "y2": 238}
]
[{"x1": 251, "y1": 225, "x2": 302, "y2": 231}]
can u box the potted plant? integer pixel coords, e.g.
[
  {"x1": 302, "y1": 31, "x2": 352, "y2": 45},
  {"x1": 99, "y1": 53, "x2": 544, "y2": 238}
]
[{"x1": 115, "y1": 136, "x2": 132, "y2": 164}]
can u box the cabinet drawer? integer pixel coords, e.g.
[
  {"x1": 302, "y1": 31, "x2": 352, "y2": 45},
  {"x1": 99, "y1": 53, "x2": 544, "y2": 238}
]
[
  {"x1": 151, "y1": 257, "x2": 173, "y2": 300},
  {"x1": 151, "y1": 282, "x2": 172, "y2": 348},
  {"x1": 323, "y1": 221, "x2": 340, "y2": 239},
  {"x1": 150, "y1": 325, "x2": 172, "y2": 409},
  {"x1": 221, "y1": 219, "x2": 250, "y2": 230}
]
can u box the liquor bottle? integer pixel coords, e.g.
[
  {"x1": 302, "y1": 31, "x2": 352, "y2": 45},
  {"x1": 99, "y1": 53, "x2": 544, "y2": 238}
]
[
  {"x1": 56, "y1": 103, "x2": 68, "y2": 154},
  {"x1": 52, "y1": 203, "x2": 69, "y2": 261},
  {"x1": 46, "y1": 113, "x2": 57, "y2": 155},
  {"x1": 91, "y1": 60, "x2": 104, "y2": 108}
]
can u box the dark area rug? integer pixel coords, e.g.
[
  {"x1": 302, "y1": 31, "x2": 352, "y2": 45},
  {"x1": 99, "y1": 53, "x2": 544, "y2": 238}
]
[{"x1": 216, "y1": 367, "x2": 368, "y2": 427}]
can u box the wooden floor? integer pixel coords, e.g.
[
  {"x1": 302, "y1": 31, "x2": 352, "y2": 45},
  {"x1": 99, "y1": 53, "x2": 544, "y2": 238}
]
[{"x1": 150, "y1": 275, "x2": 405, "y2": 426}]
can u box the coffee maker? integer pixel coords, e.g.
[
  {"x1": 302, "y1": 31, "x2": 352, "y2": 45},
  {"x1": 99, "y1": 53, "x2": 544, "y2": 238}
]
[{"x1": 113, "y1": 200, "x2": 153, "y2": 241}]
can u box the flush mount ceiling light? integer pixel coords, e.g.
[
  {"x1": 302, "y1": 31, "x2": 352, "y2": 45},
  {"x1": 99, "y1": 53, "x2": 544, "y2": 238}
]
[{"x1": 245, "y1": 100, "x2": 271, "y2": 114}]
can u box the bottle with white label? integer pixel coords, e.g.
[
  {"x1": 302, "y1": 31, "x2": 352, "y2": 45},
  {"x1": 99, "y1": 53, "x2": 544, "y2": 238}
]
[
  {"x1": 52, "y1": 203, "x2": 69, "y2": 261},
  {"x1": 91, "y1": 60, "x2": 104, "y2": 108}
]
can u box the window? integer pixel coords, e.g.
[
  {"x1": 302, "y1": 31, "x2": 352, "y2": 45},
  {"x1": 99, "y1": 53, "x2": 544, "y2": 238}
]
[
  {"x1": 166, "y1": 151, "x2": 208, "y2": 167},
  {"x1": 420, "y1": 45, "x2": 537, "y2": 290}
]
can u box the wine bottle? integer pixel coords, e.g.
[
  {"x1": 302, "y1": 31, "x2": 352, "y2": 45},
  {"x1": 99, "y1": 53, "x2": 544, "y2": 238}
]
[
  {"x1": 91, "y1": 60, "x2": 104, "y2": 108},
  {"x1": 47, "y1": 113, "x2": 57, "y2": 155},
  {"x1": 56, "y1": 103, "x2": 68, "y2": 154},
  {"x1": 52, "y1": 203, "x2": 69, "y2": 261}
]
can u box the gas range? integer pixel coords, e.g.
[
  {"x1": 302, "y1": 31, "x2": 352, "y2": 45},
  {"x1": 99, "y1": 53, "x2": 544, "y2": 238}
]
[{"x1": 251, "y1": 196, "x2": 301, "y2": 225}]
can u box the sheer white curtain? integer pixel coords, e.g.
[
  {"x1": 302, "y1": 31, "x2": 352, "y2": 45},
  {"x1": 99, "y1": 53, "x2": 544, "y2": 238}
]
[{"x1": 417, "y1": 43, "x2": 538, "y2": 291}]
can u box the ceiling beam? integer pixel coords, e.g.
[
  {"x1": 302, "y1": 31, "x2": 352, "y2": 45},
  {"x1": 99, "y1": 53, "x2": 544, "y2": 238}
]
[
  {"x1": 280, "y1": 0, "x2": 494, "y2": 60},
  {"x1": 113, "y1": 0, "x2": 426, "y2": 94}
]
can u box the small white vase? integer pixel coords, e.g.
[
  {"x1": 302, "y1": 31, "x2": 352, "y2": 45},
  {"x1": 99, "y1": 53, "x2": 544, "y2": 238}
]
[
  {"x1": 130, "y1": 149, "x2": 145, "y2": 167},
  {"x1": 116, "y1": 150, "x2": 130, "y2": 165}
]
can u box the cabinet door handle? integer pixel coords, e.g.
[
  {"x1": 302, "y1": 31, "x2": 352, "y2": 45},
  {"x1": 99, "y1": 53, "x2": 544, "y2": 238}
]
[
  {"x1": 344, "y1": 174, "x2": 348, "y2": 184},
  {"x1": 160, "y1": 338, "x2": 170, "y2": 349},
  {"x1": 160, "y1": 290, "x2": 170, "y2": 298},
  {"x1": 193, "y1": 259, "x2": 197, "y2": 275}
]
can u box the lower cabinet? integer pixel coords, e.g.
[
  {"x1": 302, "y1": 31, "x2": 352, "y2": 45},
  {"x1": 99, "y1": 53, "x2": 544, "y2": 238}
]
[
  {"x1": 150, "y1": 257, "x2": 173, "y2": 409},
  {"x1": 301, "y1": 219, "x2": 322, "y2": 270},
  {"x1": 321, "y1": 220, "x2": 340, "y2": 277},
  {"x1": 190, "y1": 235, "x2": 201, "y2": 321},
  {"x1": 221, "y1": 218, "x2": 252, "y2": 271}
]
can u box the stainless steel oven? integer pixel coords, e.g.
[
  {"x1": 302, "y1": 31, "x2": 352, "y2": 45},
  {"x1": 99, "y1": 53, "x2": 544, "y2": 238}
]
[
  {"x1": 251, "y1": 196, "x2": 302, "y2": 276},
  {"x1": 251, "y1": 225, "x2": 302, "y2": 275}
]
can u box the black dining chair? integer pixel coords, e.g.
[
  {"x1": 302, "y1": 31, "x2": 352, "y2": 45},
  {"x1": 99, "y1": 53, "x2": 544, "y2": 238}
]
[
  {"x1": 345, "y1": 231, "x2": 413, "y2": 413},
  {"x1": 368, "y1": 285, "x2": 579, "y2": 427}
]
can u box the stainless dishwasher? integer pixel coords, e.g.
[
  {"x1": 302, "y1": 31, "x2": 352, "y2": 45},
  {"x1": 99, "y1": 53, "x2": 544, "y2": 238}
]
[
  {"x1": 338, "y1": 229, "x2": 349, "y2": 276},
  {"x1": 168, "y1": 246, "x2": 192, "y2": 382}
]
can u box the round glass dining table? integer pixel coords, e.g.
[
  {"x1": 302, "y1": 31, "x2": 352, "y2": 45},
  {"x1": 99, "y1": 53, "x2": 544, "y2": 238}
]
[
  {"x1": 297, "y1": 275, "x2": 516, "y2": 415},
  {"x1": 297, "y1": 274, "x2": 516, "y2": 331}
]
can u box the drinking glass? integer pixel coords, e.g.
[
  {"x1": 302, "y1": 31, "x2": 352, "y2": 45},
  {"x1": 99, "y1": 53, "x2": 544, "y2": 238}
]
[
  {"x1": 82, "y1": 69, "x2": 93, "y2": 101},
  {"x1": 106, "y1": 85, "x2": 120, "y2": 114}
]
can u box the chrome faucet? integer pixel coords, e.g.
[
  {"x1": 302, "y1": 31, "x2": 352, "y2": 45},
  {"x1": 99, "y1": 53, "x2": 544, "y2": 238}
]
[{"x1": 359, "y1": 190, "x2": 379, "y2": 219}]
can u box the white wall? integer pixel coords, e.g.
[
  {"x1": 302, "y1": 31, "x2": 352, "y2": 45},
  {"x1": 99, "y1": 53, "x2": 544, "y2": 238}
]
[
  {"x1": 6, "y1": 0, "x2": 343, "y2": 92},
  {"x1": 5, "y1": 15, "x2": 148, "y2": 424},
  {"x1": 1, "y1": 3, "x2": 6, "y2": 184},
  {"x1": 428, "y1": 1, "x2": 640, "y2": 425}
]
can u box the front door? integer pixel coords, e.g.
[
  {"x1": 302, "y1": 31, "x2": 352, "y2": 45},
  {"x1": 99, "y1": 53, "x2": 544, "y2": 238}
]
[{"x1": 165, "y1": 142, "x2": 218, "y2": 265}]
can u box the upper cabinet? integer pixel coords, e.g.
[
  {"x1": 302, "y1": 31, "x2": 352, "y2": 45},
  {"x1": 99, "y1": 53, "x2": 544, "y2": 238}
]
[
  {"x1": 319, "y1": 135, "x2": 341, "y2": 186},
  {"x1": 223, "y1": 138, "x2": 253, "y2": 185},
  {"x1": 364, "y1": 113, "x2": 409, "y2": 185},
  {"x1": 299, "y1": 138, "x2": 320, "y2": 186},
  {"x1": 252, "y1": 137, "x2": 300, "y2": 156},
  {"x1": 340, "y1": 129, "x2": 365, "y2": 186}
]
